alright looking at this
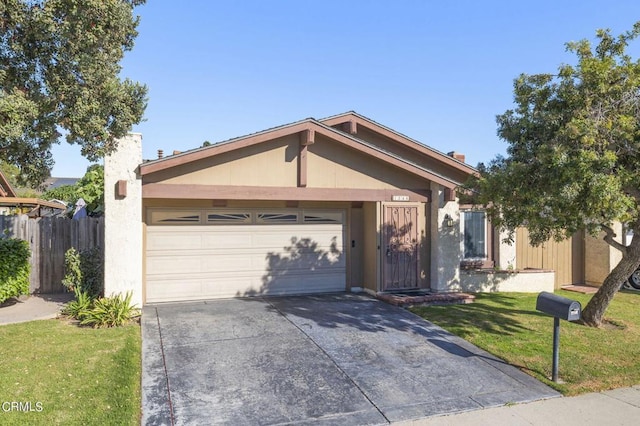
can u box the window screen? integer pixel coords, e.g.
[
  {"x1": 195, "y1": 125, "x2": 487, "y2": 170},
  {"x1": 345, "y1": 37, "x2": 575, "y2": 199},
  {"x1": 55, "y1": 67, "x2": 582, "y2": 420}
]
[{"x1": 463, "y1": 211, "x2": 486, "y2": 258}]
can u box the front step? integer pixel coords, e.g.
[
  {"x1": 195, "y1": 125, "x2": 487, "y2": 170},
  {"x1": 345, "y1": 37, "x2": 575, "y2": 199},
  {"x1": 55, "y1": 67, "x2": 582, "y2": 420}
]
[{"x1": 376, "y1": 291, "x2": 475, "y2": 307}]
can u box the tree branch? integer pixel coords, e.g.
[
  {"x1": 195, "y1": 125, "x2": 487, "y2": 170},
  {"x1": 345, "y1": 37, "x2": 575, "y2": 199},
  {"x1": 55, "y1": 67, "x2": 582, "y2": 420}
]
[
  {"x1": 602, "y1": 224, "x2": 628, "y2": 253},
  {"x1": 625, "y1": 186, "x2": 640, "y2": 202}
]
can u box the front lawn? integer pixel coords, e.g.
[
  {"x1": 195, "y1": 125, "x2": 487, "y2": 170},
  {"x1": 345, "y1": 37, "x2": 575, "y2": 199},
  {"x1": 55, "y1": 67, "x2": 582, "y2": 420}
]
[
  {"x1": 0, "y1": 320, "x2": 141, "y2": 425},
  {"x1": 410, "y1": 290, "x2": 640, "y2": 396}
]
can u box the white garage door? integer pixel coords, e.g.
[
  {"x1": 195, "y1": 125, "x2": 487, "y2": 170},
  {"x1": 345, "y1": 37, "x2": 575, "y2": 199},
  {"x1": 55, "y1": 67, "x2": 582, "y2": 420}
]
[{"x1": 145, "y1": 209, "x2": 346, "y2": 303}]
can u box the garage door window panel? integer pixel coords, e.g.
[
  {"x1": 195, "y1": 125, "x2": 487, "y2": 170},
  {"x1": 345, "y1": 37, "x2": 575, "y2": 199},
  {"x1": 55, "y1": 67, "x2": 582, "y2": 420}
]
[
  {"x1": 303, "y1": 211, "x2": 343, "y2": 224},
  {"x1": 257, "y1": 212, "x2": 299, "y2": 224},
  {"x1": 149, "y1": 210, "x2": 202, "y2": 225},
  {"x1": 207, "y1": 212, "x2": 252, "y2": 224}
]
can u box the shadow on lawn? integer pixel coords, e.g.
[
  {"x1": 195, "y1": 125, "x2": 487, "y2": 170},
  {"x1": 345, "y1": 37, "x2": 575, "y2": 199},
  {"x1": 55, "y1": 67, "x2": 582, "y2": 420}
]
[{"x1": 411, "y1": 293, "x2": 548, "y2": 338}]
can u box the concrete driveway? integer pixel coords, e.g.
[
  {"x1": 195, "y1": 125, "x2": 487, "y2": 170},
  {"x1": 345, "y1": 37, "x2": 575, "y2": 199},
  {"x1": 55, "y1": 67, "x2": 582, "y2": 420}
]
[{"x1": 142, "y1": 293, "x2": 559, "y2": 425}]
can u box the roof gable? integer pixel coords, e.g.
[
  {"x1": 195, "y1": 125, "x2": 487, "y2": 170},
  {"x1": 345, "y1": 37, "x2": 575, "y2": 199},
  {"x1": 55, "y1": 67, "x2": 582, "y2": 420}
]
[
  {"x1": 0, "y1": 169, "x2": 17, "y2": 198},
  {"x1": 140, "y1": 113, "x2": 476, "y2": 189},
  {"x1": 320, "y1": 111, "x2": 474, "y2": 174}
]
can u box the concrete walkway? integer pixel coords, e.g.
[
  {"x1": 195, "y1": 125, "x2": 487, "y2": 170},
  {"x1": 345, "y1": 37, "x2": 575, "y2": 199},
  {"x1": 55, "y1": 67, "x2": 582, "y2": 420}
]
[
  {"x1": 406, "y1": 385, "x2": 640, "y2": 425},
  {"x1": 0, "y1": 293, "x2": 72, "y2": 325}
]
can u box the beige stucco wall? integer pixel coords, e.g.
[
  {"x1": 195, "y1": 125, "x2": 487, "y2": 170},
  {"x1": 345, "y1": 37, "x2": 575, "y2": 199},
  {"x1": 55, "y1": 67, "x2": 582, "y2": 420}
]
[
  {"x1": 306, "y1": 135, "x2": 420, "y2": 189},
  {"x1": 459, "y1": 269, "x2": 555, "y2": 293},
  {"x1": 352, "y1": 127, "x2": 471, "y2": 184},
  {"x1": 145, "y1": 135, "x2": 299, "y2": 186},
  {"x1": 584, "y1": 224, "x2": 624, "y2": 286},
  {"x1": 104, "y1": 133, "x2": 143, "y2": 307},
  {"x1": 497, "y1": 228, "x2": 517, "y2": 270},
  {"x1": 362, "y1": 202, "x2": 379, "y2": 293},
  {"x1": 144, "y1": 133, "x2": 434, "y2": 192},
  {"x1": 429, "y1": 183, "x2": 461, "y2": 292}
]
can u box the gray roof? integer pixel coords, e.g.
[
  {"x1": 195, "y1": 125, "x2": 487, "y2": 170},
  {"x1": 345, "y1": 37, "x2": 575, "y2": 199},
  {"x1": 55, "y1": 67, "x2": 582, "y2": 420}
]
[{"x1": 43, "y1": 177, "x2": 80, "y2": 190}]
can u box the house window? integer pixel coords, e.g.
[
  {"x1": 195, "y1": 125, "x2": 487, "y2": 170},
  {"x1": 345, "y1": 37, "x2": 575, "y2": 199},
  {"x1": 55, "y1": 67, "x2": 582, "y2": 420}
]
[{"x1": 462, "y1": 211, "x2": 486, "y2": 259}]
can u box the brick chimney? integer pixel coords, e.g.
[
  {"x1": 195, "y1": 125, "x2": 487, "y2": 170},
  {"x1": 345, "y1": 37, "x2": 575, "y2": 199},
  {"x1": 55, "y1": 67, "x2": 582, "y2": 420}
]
[{"x1": 448, "y1": 151, "x2": 465, "y2": 163}]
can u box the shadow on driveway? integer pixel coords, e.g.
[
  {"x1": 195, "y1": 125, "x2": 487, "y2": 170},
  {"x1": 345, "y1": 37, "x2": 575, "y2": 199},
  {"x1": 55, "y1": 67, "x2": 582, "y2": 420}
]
[{"x1": 142, "y1": 293, "x2": 559, "y2": 425}]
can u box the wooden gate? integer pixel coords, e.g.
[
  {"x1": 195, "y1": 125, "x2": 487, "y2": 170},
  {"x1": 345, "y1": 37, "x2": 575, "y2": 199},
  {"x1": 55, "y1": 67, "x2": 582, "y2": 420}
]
[
  {"x1": 516, "y1": 227, "x2": 583, "y2": 289},
  {"x1": 382, "y1": 205, "x2": 419, "y2": 291}
]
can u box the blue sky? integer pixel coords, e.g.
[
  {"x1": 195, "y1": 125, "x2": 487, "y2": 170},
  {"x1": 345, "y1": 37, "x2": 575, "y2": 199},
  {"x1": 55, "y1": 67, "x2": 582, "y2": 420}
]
[{"x1": 51, "y1": 0, "x2": 640, "y2": 177}]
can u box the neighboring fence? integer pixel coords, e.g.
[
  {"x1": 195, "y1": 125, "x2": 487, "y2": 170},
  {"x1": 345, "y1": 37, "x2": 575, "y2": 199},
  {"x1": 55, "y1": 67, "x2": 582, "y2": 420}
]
[{"x1": 0, "y1": 215, "x2": 104, "y2": 293}]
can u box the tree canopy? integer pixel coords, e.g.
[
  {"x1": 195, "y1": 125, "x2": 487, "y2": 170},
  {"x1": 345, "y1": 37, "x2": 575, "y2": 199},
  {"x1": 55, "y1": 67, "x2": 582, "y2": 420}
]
[
  {"x1": 0, "y1": 0, "x2": 147, "y2": 187},
  {"x1": 43, "y1": 163, "x2": 104, "y2": 212},
  {"x1": 470, "y1": 23, "x2": 640, "y2": 327}
]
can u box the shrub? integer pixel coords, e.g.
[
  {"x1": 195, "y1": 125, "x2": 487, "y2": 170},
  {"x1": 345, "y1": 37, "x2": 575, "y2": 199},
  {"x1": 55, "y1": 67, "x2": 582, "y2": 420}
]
[
  {"x1": 62, "y1": 247, "x2": 103, "y2": 297},
  {"x1": 62, "y1": 248, "x2": 82, "y2": 291},
  {"x1": 79, "y1": 292, "x2": 140, "y2": 328},
  {"x1": 61, "y1": 289, "x2": 93, "y2": 320},
  {"x1": 0, "y1": 238, "x2": 31, "y2": 304}
]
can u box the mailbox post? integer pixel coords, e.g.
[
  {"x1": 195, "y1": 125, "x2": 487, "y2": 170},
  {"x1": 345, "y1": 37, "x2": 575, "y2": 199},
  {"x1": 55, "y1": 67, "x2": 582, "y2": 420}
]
[{"x1": 535, "y1": 292, "x2": 581, "y2": 382}]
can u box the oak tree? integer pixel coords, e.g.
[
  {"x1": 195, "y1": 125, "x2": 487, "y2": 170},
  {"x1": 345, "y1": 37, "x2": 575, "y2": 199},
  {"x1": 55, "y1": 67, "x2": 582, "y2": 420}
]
[
  {"x1": 0, "y1": 0, "x2": 147, "y2": 186},
  {"x1": 471, "y1": 23, "x2": 640, "y2": 327}
]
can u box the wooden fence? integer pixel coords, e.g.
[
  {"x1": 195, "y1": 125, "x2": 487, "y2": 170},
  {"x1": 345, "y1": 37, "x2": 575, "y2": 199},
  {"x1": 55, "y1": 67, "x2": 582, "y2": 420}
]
[
  {"x1": 516, "y1": 227, "x2": 584, "y2": 289},
  {"x1": 0, "y1": 215, "x2": 104, "y2": 293}
]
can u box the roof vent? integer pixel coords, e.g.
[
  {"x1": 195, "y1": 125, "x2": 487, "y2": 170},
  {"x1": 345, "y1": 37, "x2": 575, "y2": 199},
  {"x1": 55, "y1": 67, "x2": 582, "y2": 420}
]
[{"x1": 157, "y1": 149, "x2": 164, "y2": 159}]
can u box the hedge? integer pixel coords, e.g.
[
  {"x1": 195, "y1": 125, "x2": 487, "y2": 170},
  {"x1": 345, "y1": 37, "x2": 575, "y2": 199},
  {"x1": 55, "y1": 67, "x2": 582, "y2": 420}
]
[{"x1": 0, "y1": 238, "x2": 31, "y2": 303}]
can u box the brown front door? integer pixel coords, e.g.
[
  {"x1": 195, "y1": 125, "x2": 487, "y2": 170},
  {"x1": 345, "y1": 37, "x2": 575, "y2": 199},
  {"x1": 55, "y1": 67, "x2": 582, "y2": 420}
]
[{"x1": 382, "y1": 205, "x2": 419, "y2": 291}]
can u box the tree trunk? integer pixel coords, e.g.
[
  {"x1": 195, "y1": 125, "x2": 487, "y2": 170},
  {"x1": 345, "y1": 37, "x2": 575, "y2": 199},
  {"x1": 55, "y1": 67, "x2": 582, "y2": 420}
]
[{"x1": 581, "y1": 232, "x2": 640, "y2": 327}]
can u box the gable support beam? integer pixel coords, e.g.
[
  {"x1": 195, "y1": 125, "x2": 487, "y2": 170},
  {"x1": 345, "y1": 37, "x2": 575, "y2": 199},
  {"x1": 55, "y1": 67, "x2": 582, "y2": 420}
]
[
  {"x1": 143, "y1": 183, "x2": 431, "y2": 203},
  {"x1": 298, "y1": 129, "x2": 314, "y2": 187},
  {"x1": 343, "y1": 120, "x2": 357, "y2": 135},
  {"x1": 444, "y1": 187, "x2": 457, "y2": 202},
  {"x1": 300, "y1": 129, "x2": 315, "y2": 146}
]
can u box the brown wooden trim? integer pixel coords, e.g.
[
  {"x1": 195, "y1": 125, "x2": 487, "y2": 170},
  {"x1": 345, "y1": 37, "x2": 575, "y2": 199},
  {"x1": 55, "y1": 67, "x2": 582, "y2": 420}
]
[
  {"x1": 298, "y1": 142, "x2": 308, "y2": 188},
  {"x1": 140, "y1": 121, "x2": 314, "y2": 175},
  {"x1": 486, "y1": 216, "x2": 494, "y2": 266},
  {"x1": 143, "y1": 184, "x2": 431, "y2": 202},
  {"x1": 116, "y1": 180, "x2": 127, "y2": 198},
  {"x1": 300, "y1": 129, "x2": 315, "y2": 146},
  {"x1": 313, "y1": 127, "x2": 458, "y2": 188},
  {"x1": 140, "y1": 119, "x2": 465, "y2": 189},
  {"x1": 321, "y1": 113, "x2": 476, "y2": 175},
  {"x1": 341, "y1": 120, "x2": 357, "y2": 134},
  {"x1": 444, "y1": 187, "x2": 456, "y2": 202},
  {"x1": 0, "y1": 197, "x2": 67, "y2": 209},
  {"x1": 0, "y1": 170, "x2": 17, "y2": 198}
]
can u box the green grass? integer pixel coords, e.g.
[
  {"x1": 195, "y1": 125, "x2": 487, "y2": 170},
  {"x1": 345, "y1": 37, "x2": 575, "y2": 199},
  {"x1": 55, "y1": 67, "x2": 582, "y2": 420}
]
[
  {"x1": 410, "y1": 290, "x2": 640, "y2": 396},
  {"x1": 0, "y1": 319, "x2": 141, "y2": 425}
]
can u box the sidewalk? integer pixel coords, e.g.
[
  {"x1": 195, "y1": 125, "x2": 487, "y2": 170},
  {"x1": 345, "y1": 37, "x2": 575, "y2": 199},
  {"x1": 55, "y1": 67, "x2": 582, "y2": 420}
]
[
  {"x1": 399, "y1": 385, "x2": 640, "y2": 425},
  {"x1": 0, "y1": 293, "x2": 72, "y2": 325}
]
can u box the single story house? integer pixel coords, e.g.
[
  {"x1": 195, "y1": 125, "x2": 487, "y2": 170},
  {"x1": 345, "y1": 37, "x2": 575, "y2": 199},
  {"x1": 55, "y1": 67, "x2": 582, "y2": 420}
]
[
  {"x1": 103, "y1": 112, "x2": 556, "y2": 306},
  {"x1": 0, "y1": 170, "x2": 67, "y2": 216}
]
